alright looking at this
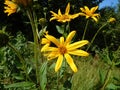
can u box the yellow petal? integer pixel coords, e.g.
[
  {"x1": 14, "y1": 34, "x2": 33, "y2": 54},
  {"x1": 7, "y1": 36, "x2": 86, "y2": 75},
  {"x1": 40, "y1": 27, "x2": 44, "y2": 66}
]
[
  {"x1": 45, "y1": 35, "x2": 60, "y2": 47},
  {"x1": 91, "y1": 17, "x2": 98, "y2": 22},
  {"x1": 65, "y1": 31, "x2": 76, "y2": 45},
  {"x1": 48, "y1": 51, "x2": 59, "y2": 60},
  {"x1": 50, "y1": 17, "x2": 57, "y2": 21},
  {"x1": 60, "y1": 37, "x2": 64, "y2": 45},
  {"x1": 84, "y1": 6, "x2": 90, "y2": 12},
  {"x1": 79, "y1": 13, "x2": 86, "y2": 16},
  {"x1": 80, "y1": 7, "x2": 85, "y2": 12},
  {"x1": 41, "y1": 38, "x2": 50, "y2": 44},
  {"x1": 58, "y1": 9, "x2": 62, "y2": 16},
  {"x1": 70, "y1": 13, "x2": 80, "y2": 19},
  {"x1": 50, "y1": 11, "x2": 58, "y2": 17},
  {"x1": 68, "y1": 50, "x2": 89, "y2": 56},
  {"x1": 65, "y1": 3, "x2": 70, "y2": 15},
  {"x1": 41, "y1": 44, "x2": 49, "y2": 52},
  {"x1": 64, "y1": 54, "x2": 78, "y2": 72},
  {"x1": 55, "y1": 55, "x2": 63, "y2": 72},
  {"x1": 90, "y1": 6, "x2": 98, "y2": 13},
  {"x1": 67, "y1": 40, "x2": 89, "y2": 50}
]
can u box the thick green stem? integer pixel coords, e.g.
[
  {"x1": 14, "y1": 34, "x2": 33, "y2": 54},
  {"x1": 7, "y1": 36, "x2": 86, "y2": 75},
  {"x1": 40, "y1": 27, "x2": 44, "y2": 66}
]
[
  {"x1": 86, "y1": 23, "x2": 108, "y2": 51},
  {"x1": 82, "y1": 20, "x2": 89, "y2": 40},
  {"x1": 26, "y1": 9, "x2": 40, "y2": 88}
]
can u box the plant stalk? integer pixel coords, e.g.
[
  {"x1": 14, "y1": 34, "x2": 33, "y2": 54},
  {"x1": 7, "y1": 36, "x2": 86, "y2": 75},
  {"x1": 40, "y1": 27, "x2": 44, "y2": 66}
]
[
  {"x1": 82, "y1": 20, "x2": 89, "y2": 40},
  {"x1": 86, "y1": 23, "x2": 108, "y2": 51}
]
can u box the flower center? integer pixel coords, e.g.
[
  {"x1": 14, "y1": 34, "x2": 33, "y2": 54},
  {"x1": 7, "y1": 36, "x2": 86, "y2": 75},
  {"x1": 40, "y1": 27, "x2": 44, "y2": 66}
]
[
  {"x1": 58, "y1": 45, "x2": 67, "y2": 54},
  {"x1": 60, "y1": 15, "x2": 70, "y2": 20}
]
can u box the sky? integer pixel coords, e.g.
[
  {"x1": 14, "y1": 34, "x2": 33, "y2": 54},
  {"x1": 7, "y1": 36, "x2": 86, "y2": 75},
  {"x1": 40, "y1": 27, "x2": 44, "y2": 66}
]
[{"x1": 99, "y1": 0, "x2": 119, "y2": 9}]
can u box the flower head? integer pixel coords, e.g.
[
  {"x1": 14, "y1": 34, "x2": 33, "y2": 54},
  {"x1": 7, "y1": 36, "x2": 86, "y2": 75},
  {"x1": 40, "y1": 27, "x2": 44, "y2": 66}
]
[
  {"x1": 108, "y1": 17, "x2": 116, "y2": 23},
  {"x1": 41, "y1": 31, "x2": 89, "y2": 72},
  {"x1": 4, "y1": 0, "x2": 18, "y2": 16},
  {"x1": 79, "y1": 6, "x2": 100, "y2": 22},
  {"x1": 50, "y1": 3, "x2": 79, "y2": 23}
]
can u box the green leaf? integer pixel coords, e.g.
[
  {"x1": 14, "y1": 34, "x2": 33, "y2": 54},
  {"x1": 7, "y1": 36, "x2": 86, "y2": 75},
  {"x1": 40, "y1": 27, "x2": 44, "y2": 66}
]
[
  {"x1": 106, "y1": 83, "x2": 120, "y2": 89},
  {"x1": 4, "y1": 81, "x2": 35, "y2": 88},
  {"x1": 56, "y1": 25, "x2": 64, "y2": 34},
  {"x1": 99, "y1": 69, "x2": 106, "y2": 84},
  {"x1": 40, "y1": 61, "x2": 48, "y2": 90}
]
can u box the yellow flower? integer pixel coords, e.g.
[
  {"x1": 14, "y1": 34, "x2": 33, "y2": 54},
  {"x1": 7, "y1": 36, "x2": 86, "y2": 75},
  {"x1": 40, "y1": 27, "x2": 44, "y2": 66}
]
[
  {"x1": 4, "y1": 0, "x2": 18, "y2": 16},
  {"x1": 108, "y1": 17, "x2": 116, "y2": 23},
  {"x1": 50, "y1": 3, "x2": 79, "y2": 23},
  {"x1": 41, "y1": 31, "x2": 89, "y2": 72},
  {"x1": 79, "y1": 6, "x2": 100, "y2": 22}
]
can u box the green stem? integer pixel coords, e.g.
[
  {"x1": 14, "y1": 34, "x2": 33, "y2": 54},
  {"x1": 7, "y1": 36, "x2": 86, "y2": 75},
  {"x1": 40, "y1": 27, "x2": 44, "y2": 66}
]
[
  {"x1": 82, "y1": 20, "x2": 89, "y2": 40},
  {"x1": 86, "y1": 23, "x2": 108, "y2": 51},
  {"x1": 26, "y1": 9, "x2": 40, "y2": 88},
  {"x1": 57, "y1": 72, "x2": 59, "y2": 90}
]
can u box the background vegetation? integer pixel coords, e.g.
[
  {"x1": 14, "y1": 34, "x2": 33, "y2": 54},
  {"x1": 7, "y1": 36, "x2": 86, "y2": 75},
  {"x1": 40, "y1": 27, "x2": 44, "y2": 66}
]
[{"x1": 0, "y1": 0, "x2": 120, "y2": 90}]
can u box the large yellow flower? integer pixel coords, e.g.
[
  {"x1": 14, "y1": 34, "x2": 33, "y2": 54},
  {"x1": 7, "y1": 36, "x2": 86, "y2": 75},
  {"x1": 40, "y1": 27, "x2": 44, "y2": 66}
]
[
  {"x1": 50, "y1": 3, "x2": 79, "y2": 23},
  {"x1": 4, "y1": 0, "x2": 18, "y2": 16},
  {"x1": 79, "y1": 6, "x2": 100, "y2": 22},
  {"x1": 41, "y1": 31, "x2": 89, "y2": 72}
]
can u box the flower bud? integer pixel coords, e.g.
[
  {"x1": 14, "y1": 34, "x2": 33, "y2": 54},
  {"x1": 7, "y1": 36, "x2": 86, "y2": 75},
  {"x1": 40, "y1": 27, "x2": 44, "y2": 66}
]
[{"x1": 108, "y1": 17, "x2": 116, "y2": 23}]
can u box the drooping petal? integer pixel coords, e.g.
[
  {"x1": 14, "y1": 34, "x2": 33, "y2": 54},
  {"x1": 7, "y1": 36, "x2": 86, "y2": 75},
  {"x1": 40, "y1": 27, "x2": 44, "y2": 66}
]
[
  {"x1": 45, "y1": 35, "x2": 60, "y2": 47},
  {"x1": 65, "y1": 3, "x2": 70, "y2": 15},
  {"x1": 68, "y1": 50, "x2": 89, "y2": 56},
  {"x1": 67, "y1": 40, "x2": 89, "y2": 50},
  {"x1": 64, "y1": 54, "x2": 78, "y2": 72},
  {"x1": 65, "y1": 31, "x2": 76, "y2": 45},
  {"x1": 55, "y1": 55, "x2": 63, "y2": 72}
]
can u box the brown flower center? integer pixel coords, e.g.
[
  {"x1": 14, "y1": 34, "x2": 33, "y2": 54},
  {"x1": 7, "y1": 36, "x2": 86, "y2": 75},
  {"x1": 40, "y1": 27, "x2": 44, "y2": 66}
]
[{"x1": 58, "y1": 45, "x2": 67, "y2": 54}]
